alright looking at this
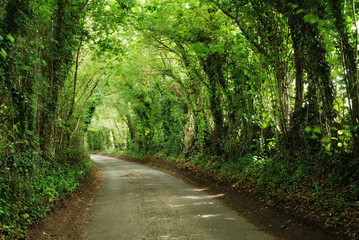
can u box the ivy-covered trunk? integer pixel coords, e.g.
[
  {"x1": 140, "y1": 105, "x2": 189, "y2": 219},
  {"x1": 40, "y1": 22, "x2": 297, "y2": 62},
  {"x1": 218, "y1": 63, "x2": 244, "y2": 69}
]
[
  {"x1": 0, "y1": 0, "x2": 35, "y2": 147},
  {"x1": 202, "y1": 52, "x2": 226, "y2": 156},
  {"x1": 329, "y1": 0, "x2": 359, "y2": 155},
  {"x1": 39, "y1": 0, "x2": 83, "y2": 155}
]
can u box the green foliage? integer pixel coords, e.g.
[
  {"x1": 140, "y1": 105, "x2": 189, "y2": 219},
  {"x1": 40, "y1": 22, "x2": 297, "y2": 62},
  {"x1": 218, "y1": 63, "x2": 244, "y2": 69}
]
[
  {"x1": 63, "y1": 0, "x2": 359, "y2": 237},
  {"x1": 85, "y1": 0, "x2": 359, "y2": 176},
  {"x1": 86, "y1": 130, "x2": 105, "y2": 152},
  {"x1": 2, "y1": 0, "x2": 358, "y2": 236},
  {"x1": 56, "y1": 146, "x2": 88, "y2": 165},
  {"x1": 0, "y1": 0, "x2": 130, "y2": 238},
  {"x1": 0, "y1": 152, "x2": 94, "y2": 239}
]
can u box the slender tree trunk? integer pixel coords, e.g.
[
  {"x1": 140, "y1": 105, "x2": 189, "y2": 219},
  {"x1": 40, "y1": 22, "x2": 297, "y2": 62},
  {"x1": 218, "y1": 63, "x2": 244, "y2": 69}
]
[
  {"x1": 329, "y1": 0, "x2": 359, "y2": 154},
  {"x1": 289, "y1": 15, "x2": 304, "y2": 133}
]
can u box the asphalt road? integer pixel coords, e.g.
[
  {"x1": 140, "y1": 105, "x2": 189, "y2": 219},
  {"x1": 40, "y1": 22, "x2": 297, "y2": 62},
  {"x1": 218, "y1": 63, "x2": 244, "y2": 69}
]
[{"x1": 81, "y1": 154, "x2": 274, "y2": 240}]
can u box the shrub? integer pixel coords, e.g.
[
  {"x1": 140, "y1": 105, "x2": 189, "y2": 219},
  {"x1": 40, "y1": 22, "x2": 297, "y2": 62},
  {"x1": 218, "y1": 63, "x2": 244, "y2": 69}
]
[{"x1": 0, "y1": 150, "x2": 94, "y2": 239}]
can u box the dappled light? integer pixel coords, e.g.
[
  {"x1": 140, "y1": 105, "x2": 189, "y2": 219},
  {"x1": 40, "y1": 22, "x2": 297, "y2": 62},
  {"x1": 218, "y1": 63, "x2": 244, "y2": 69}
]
[
  {"x1": 160, "y1": 236, "x2": 179, "y2": 240},
  {"x1": 178, "y1": 193, "x2": 225, "y2": 200},
  {"x1": 168, "y1": 204, "x2": 185, "y2": 208},
  {"x1": 198, "y1": 214, "x2": 223, "y2": 219},
  {"x1": 186, "y1": 188, "x2": 209, "y2": 192},
  {"x1": 193, "y1": 202, "x2": 215, "y2": 206}
]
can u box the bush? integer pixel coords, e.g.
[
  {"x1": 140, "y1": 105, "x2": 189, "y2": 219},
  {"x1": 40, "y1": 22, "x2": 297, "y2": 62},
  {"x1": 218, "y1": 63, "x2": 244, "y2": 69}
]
[
  {"x1": 56, "y1": 146, "x2": 87, "y2": 165},
  {"x1": 0, "y1": 151, "x2": 94, "y2": 239}
]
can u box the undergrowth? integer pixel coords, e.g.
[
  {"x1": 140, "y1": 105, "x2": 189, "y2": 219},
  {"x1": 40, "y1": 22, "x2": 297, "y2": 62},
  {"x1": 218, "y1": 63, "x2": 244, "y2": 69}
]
[
  {"x1": 0, "y1": 151, "x2": 94, "y2": 239},
  {"x1": 210, "y1": 153, "x2": 358, "y2": 239}
]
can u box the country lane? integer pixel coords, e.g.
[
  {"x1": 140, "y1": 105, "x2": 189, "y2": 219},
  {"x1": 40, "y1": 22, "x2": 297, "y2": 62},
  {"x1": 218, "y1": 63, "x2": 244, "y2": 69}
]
[{"x1": 81, "y1": 154, "x2": 275, "y2": 240}]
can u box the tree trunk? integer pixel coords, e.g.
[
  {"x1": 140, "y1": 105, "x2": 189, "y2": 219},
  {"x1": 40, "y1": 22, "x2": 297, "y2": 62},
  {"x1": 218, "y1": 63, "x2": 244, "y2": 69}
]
[
  {"x1": 202, "y1": 53, "x2": 225, "y2": 156},
  {"x1": 329, "y1": 0, "x2": 359, "y2": 154},
  {"x1": 289, "y1": 15, "x2": 305, "y2": 134},
  {"x1": 1, "y1": 0, "x2": 34, "y2": 145}
]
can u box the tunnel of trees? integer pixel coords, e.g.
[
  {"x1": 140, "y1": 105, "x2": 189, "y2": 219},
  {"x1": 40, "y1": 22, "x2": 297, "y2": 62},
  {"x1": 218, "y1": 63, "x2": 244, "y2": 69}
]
[{"x1": 1, "y1": 0, "x2": 359, "y2": 238}]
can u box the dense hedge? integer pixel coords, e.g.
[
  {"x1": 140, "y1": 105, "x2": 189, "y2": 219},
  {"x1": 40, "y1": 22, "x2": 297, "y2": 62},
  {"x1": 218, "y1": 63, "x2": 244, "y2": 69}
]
[{"x1": 0, "y1": 151, "x2": 94, "y2": 239}]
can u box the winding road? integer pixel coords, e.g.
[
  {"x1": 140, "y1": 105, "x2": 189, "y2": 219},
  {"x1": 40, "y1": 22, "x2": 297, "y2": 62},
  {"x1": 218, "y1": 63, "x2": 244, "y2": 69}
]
[{"x1": 81, "y1": 154, "x2": 274, "y2": 240}]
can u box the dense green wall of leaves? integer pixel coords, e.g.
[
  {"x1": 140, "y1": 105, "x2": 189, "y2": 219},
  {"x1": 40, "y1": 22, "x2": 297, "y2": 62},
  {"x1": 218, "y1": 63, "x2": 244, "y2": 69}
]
[
  {"x1": 87, "y1": 0, "x2": 359, "y2": 236},
  {"x1": 0, "y1": 0, "x2": 125, "y2": 238},
  {"x1": 97, "y1": 0, "x2": 359, "y2": 168}
]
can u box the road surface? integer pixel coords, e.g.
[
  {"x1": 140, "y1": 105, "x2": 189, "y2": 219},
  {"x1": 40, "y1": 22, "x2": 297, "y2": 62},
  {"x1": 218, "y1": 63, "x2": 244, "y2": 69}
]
[{"x1": 81, "y1": 154, "x2": 274, "y2": 240}]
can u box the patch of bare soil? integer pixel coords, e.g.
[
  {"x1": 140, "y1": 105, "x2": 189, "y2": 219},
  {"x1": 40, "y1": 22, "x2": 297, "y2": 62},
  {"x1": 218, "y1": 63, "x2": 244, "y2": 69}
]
[
  {"x1": 111, "y1": 154, "x2": 346, "y2": 240},
  {"x1": 27, "y1": 164, "x2": 103, "y2": 240}
]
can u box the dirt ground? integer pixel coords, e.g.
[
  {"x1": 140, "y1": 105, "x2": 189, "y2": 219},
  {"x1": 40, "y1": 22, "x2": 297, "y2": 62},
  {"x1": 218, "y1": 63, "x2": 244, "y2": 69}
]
[{"x1": 28, "y1": 154, "x2": 346, "y2": 240}]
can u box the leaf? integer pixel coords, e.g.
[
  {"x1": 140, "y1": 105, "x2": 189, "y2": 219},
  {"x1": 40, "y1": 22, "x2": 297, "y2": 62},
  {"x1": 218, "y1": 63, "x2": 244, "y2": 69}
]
[
  {"x1": 303, "y1": 13, "x2": 319, "y2": 24},
  {"x1": 13, "y1": 124, "x2": 18, "y2": 133},
  {"x1": 321, "y1": 136, "x2": 331, "y2": 143},
  {"x1": 311, "y1": 134, "x2": 319, "y2": 140},
  {"x1": 296, "y1": 9, "x2": 305, "y2": 14},
  {"x1": 313, "y1": 126, "x2": 321, "y2": 133},
  {"x1": 7, "y1": 34, "x2": 15, "y2": 43},
  {"x1": 304, "y1": 126, "x2": 312, "y2": 132},
  {"x1": 325, "y1": 143, "x2": 331, "y2": 152},
  {"x1": 0, "y1": 49, "x2": 7, "y2": 59}
]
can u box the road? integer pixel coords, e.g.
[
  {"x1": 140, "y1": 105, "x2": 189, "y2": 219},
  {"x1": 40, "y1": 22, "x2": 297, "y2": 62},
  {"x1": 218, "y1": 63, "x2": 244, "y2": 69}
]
[{"x1": 81, "y1": 154, "x2": 275, "y2": 240}]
